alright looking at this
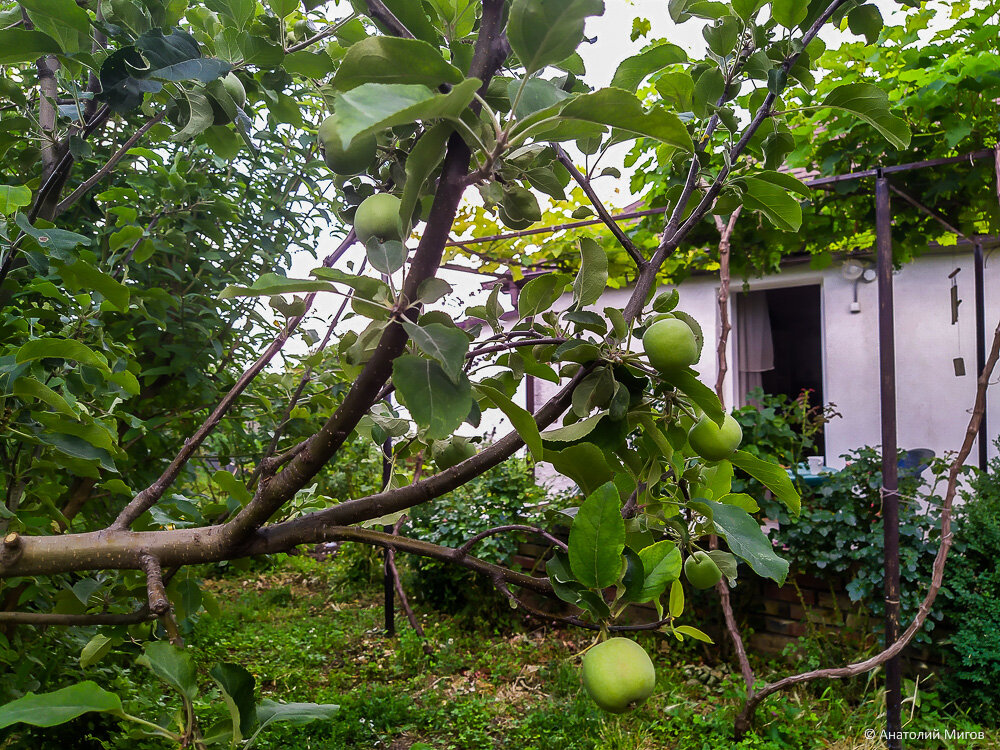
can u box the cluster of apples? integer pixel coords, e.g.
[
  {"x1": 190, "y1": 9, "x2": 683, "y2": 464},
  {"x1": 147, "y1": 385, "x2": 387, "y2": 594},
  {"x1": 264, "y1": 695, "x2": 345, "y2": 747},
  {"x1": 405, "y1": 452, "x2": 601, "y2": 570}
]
[
  {"x1": 580, "y1": 316, "x2": 741, "y2": 714},
  {"x1": 318, "y1": 116, "x2": 404, "y2": 245}
]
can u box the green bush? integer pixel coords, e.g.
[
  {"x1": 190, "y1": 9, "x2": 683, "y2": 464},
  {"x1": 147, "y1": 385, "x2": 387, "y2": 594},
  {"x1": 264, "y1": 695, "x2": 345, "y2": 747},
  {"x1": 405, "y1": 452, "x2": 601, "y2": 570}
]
[
  {"x1": 763, "y1": 446, "x2": 946, "y2": 645},
  {"x1": 402, "y1": 458, "x2": 548, "y2": 627},
  {"x1": 938, "y1": 449, "x2": 1000, "y2": 721}
]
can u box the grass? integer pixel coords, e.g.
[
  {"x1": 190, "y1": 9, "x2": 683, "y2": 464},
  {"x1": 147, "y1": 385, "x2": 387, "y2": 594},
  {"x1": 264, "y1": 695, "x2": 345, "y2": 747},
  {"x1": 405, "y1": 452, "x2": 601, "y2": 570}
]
[
  {"x1": 2, "y1": 551, "x2": 995, "y2": 749},
  {"x1": 180, "y1": 553, "x2": 995, "y2": 750}
]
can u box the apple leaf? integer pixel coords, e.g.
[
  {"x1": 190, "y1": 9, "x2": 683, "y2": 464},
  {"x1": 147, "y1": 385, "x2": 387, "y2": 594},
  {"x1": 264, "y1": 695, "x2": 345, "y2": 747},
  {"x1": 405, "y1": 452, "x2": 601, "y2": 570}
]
[{"x1": 568, "y1": 481, "x2": 625, "y2": 589}]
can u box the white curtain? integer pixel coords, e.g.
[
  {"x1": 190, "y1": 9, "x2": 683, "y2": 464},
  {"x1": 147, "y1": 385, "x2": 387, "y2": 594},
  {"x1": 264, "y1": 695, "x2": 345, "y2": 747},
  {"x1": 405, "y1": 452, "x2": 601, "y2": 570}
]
[{"x1": 737, "y1": 292, "x2": 775, "y2": 405}]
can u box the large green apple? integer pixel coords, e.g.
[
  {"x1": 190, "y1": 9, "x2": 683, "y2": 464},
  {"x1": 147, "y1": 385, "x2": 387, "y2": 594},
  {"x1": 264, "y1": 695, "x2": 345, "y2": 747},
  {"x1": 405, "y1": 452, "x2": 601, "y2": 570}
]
[
  {"x1": 318, "y1": 116, "x2": 377, "y2": 176},
  {"x1": 684, "y1": 550, "x2": 723, "y2": 589},
  {"x1": 642, "y1": 318, "x2": 699, "y2": 374},
  {"x1": 354, "y1": 193, "x2": 403, "y2": 244},
  {"x1": 581, "y1": 637, "x2": 656, "y2": 713},
  {"x1": 687, "y1": 414, "x2": 742, "y2": 461}
]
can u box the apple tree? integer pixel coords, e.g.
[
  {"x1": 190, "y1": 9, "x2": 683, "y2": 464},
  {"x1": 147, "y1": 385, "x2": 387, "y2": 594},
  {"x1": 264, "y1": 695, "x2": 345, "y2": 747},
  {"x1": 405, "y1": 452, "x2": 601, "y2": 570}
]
[{"x1": 0, "y1": 0, "x2": 935, "y2": 740}]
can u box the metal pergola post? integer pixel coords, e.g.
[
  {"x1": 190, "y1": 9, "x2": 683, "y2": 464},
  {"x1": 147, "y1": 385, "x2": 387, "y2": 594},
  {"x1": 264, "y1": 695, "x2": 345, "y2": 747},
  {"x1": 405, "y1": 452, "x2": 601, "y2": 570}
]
[
  {"x1": 974, "y1": 240, "x2": 988, "y2": 469},
  {"x1": 876, "y1": 172, "x2": 903, "y2": 749}
]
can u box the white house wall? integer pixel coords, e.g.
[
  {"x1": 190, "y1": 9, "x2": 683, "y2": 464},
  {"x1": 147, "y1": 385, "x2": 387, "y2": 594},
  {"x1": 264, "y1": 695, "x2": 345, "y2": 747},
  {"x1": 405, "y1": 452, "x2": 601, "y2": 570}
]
[{"x1": 533, "y1": 250, "x2": 1000, "y2": 491}]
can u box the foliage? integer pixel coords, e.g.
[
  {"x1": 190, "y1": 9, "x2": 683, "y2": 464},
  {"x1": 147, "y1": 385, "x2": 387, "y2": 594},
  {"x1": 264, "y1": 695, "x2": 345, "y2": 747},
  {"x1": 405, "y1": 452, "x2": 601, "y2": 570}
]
[
  {"x1": 937, "y1": 446, "x2": 1000, "y2": 722},
  {"x1": 404, "y1": 458, "x2": 548, "y2": 624},
  {"x1": 0, "y1": 0, "x2": 947, "y2": 737},
  {"x1": 0, "y1": 640, "x2": 338, "y2": 749},
  {"x1": 765, "y1": 447, "x2": 949, "y2": 645},
  {"x1": 731, "y1": 388, "x2": 839, "y2": 495}
]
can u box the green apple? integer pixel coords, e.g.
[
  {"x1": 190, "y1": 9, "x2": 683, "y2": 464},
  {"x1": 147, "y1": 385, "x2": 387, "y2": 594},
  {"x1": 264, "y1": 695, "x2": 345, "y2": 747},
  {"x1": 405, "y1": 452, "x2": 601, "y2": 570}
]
[
  {"x1": 432, "y1": 437, "x2": 476, "y2": 471},
  {"x1": 687, "y1": 414, "x2": 742, "y2": 461},
  {"x1": 684, "y1": 550, "x2": 723, "y2": 589},
  {"x1": 210, "y1": 73, "x2": 246, "y2": 125},
  {"x1": 318, "y1": 116, "x2": 377, "y2": 176},
  {"x1": 581, "y1": 637, "x2": 656, "y2": 714},
  {"x1": 642, "y1": 318, "x2": 699, "y2": 374},
  {"x1": 354, "y1": 193, "x2": 403, "y2": 243}
]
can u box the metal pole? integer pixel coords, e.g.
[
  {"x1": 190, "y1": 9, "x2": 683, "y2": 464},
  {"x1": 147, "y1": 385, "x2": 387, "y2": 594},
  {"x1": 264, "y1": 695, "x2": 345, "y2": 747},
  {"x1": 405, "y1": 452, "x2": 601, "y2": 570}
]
[
  {"x1": 381, "y1": 435, "x2": 395, "y2": 637},
  {"x1": 974, "y1": 241, "x2": 988, "y2": 470},
  {"x1": 876, "y1": 172, "x2": 902, "y2": 749}
]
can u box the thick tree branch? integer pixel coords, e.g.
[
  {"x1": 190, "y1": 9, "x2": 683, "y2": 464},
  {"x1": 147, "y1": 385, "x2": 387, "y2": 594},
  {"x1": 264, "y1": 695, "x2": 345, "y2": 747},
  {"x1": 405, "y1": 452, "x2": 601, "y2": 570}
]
[
  {"x1": 141, "y1": 554, "x2": 169, "y2": 615},
  {"x1": 551, "y1": 143, "x2": 645, "y2": 268},
  {"x1": 362, "y1": 0, "x2": 416, "y2": 38},
  {"x1": 220, "y1": 1, "x2": 511, "y2": 543},
  {"x1": 0, "y1": 608, "x2": 153, "y2": 626}
]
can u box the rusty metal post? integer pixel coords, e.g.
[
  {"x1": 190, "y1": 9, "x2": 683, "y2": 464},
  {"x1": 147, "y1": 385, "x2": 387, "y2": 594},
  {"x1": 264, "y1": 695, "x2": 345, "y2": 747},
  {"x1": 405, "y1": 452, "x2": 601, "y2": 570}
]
[
  {"x1": 382, "y1": 434, "x2": 395, "y2": 637},
  {"x1": 974, "y1": 240, "x2": 988, "y2": 470},
  {"x1": 876, "y1": 172, "x2": 902, "y2": 749}
]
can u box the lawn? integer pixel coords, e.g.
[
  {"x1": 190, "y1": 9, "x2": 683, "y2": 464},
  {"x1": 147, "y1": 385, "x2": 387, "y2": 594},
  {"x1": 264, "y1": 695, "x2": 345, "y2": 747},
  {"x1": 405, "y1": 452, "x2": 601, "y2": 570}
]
[{"x1": 177, "y1": 553, "x2": 993, "y2": 750}]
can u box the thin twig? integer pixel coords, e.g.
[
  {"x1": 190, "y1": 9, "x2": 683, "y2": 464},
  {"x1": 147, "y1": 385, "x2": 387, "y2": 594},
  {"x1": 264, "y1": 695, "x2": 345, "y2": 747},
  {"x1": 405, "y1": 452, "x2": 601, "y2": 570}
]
[
  {"x1": 551, "y1": 143, "x2": 645, "y2": 267},
  {"x1": 457, "y1": 525, "x2": 568, "y2": 557},
  {"x1": 55, "y1": 110, "x2": 167, "y2": 216}
]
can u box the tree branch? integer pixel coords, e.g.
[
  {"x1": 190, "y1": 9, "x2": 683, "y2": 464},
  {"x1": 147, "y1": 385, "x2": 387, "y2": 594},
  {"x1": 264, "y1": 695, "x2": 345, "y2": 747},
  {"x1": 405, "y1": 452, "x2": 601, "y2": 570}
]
[
  {"x1": 141, "y1": 554, "x2": 169, "y2": 615},
  {"x1": 109, "y1": 230, "x2": 357, "y2": 530},
  {"x1": 734, "y1": 313, "x2": 1000, "y2": 737},
  {"x1": 551, "y1": 143, "x2": 645, "y2": 268},
  {"x1": 713, "y1": 208, "x2": 741, "y2": 404},
  {"x1": 362, "y1": 0, "x2": 416, "y2": 39},
  {"x1": 0, "y1": 608, "x2": 153, "y2": 626},
  {"x1": 55, "y1": 110, "x2": 168, "y2": 217},
  {"x1": 456, "y1": 525, "x2": 568, "y2": 557}
]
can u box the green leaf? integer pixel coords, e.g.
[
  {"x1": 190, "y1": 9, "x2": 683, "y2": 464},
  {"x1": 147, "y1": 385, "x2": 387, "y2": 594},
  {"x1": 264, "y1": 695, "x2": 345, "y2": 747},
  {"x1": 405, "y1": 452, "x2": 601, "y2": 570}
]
[
  {"x1": 637, "y1": 541, "x2": 682, "y2": 602},
  {"x1": 544, "y1": 442, "x2": 614, "y2": 496},
  {"x1": 365, "y1": 238, "x2": 406, "y2": 275},
  {"x1": 267, "y1": 0, "x2": 298, "y2": 18},
  {"x1": 695, "y1": 498, "x2": 789, "y2": 584},
  {"x1": 560, "y1": 89, "x2": 693, "y2": 152},
  {"x1": 0, "y1": 682, "x2": 123, "y2": 730},
  {"x1": 400, "y1": 320, "x2": 469, "y2": 383},
  {"x1": 16, "y1": 338, "x2": 109, "y2": 373},
  {"x1": 20, "y1": 0, "x2": 91, "y2": 54},
  {"x1": 609, "y1": 43, "x2": 687, "y2": 93},
  {"x1": 333, "y1": 37, "x2": 464, "y2": 91},
  {"x1": 675, "y1": 625, "x2": 714, "y2": 643},
  {"x1": 731, "y1": 0, "x2": 766, "y2": 21},
  {"x1": 568, "y1": 482, "x2": 624, "y2": 589},
  {"x1": 541, "y1": 411, "x2": 606, "y2": 443},
  {"x1": 0, "y1": 185, "x2": 31, "y2": 215},
  {"x1": 400, "y1": 122, "x2": 451, "y2": 229},
  {"x1": 818, "y1": 83, "x2": 911, "y2": 149},
  {"x1": 719, "y1": 492, "x2": 759, "y2": 513},
  {"x1": 58, "y1": 260, "x2": 130, "y2": 312},
  {"x1": 848, "y1": 4, "x2": 883, "y2": 44},
  {"x1": 703, "y1": 15, "x2": 740, "y2": 57},
  {"x1": 770, "y1": 0, "x2": 808, "y2": 28},
  {"x1": 742, "y1": 175, "x2": 802, "y2": 231},
  {"x1": 392, "y1": 355, "x2": 472, "y2": 440},
  {"x1": 507, "y1": 0, "x2": 605, "y2": 75},
  {"x1": 0, "y1": 29, "x2": 61, "y2": 65},
  {"x1": 254, "y1": 699, "x2": 339, "y2": 733},
  {"x1": 210, "y1": 663, "x2": 257, "y2": 741},
  {"x1": 12, "y1": 378, "x2": 78, "y2": 418},
  {"x1": 79, "y1": 634, "x2": 114, "y2": 669},
  {"x1": 219, "y1": 273, "x2": 334, "y2": 299},
  {"x1": 137, "y1": 642, "x2": 198, "y2": 701},
  {"x1": 572, "y1": 238, "x2": 608, "y2": 309},
  {"x1": 212, "y1": 470, "x2": 252, "y2": 506},
  {"x1": 669, "y1": 370, "x2": 724, "y2": 426},
  {"x1": 668, "y1": 578, "x2": 684, "y2": 617},
  {"x1": 730, "y1": 449, "x2": 801, "y2": 514},
  {"x1": 518, "y1": 273, "x2": 571, "y2": 319},
  {"x1": 363, "y1": 0, "x2": 439, "y2": 44},
  {"x1": 509, "y1": 77, "x2": 570, "y2": 119},
  {"x1": 15, "y1": 213, "x2": 91, "y2": 254},
  {"x1": 35, "y1": 432, "x2": 117, "y2": 472},
  {"x1": 476, "y1": 383, "x2": 543, "y2": 460},
  {"x1": 171, "y1": 88, "x2": 215, "y2": 142},
  {"x1": 331, "y1": 78, "x2": 480, "y2": 151},
  {"x1": 282, "y1": 50, "x2": 334, "y2": 78}
]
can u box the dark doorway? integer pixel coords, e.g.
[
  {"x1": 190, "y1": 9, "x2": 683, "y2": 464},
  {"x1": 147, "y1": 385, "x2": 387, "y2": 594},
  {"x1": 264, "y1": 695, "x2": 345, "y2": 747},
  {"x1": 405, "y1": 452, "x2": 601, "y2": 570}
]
[{"x1": 737, "y1": 284, "x2": 825, "y2": 450}]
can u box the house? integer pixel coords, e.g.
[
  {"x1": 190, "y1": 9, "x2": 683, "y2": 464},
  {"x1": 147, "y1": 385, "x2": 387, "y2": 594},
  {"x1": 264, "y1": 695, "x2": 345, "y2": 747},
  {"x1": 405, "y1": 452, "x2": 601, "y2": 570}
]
[{"x1": 530, "y1": 239, "x2": 1000, "y2": 488}]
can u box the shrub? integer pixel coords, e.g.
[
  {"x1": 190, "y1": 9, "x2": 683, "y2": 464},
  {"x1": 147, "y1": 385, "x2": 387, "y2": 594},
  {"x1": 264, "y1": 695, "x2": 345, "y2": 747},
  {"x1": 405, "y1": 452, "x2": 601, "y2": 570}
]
[
  {"x1": 402, "y1": 457, "x2": 548, "y2": 626},
  {"x1": 937, "y1": 449, "x2": 1000, "y2": 721}
]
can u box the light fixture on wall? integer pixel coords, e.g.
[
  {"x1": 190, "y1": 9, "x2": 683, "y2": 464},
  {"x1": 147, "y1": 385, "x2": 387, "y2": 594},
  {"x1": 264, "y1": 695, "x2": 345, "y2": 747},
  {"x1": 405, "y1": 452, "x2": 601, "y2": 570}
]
[{"x1": 841, "y1": 259, "x2": 876, "y2": 313}]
